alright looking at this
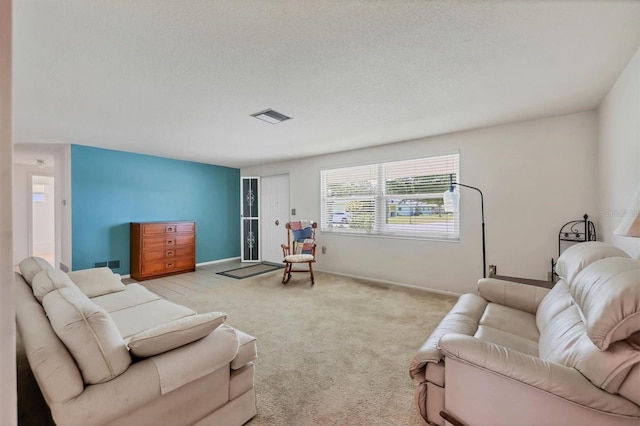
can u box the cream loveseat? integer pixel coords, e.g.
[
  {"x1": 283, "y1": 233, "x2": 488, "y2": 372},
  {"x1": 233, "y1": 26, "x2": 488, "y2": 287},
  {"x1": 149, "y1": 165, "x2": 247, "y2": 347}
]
[
  {"x1": 16, "y1": 257, "x2": 258, "y2": 426},
  {"x1": 410, "y1": 242, "x2": 640, "y2": 426}
]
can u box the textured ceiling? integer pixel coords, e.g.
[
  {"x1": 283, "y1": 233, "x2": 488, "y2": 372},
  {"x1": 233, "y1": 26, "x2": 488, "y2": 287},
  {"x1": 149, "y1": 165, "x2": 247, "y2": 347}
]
[{"x1": 13, "y1": 1, "x2": 640, "y2": 168}]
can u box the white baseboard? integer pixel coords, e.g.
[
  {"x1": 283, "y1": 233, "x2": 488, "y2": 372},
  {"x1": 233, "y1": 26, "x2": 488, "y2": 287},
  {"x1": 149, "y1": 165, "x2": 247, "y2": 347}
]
[
  {"x1": 197, "y1": 256, "x2": 241, "y2": 267},
  {"x1": 314, "y1": 268, "x2": 462, "y2": 297}
]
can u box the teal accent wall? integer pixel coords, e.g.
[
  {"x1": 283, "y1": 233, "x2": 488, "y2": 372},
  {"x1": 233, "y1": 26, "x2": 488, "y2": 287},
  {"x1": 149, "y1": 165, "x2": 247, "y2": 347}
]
[{"x1": 71, "y1": 145, "x2": 240, "y2": 272}]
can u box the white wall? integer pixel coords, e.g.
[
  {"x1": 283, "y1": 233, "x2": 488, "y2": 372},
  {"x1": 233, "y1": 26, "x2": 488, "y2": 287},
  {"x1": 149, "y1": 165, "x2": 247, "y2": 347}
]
[
  {"x1": 12, "y1": 164, "x2": 54, "y2": 264},
  {"x1": 12, "y1": 144, "x2": 72, "y2": 270},
  {"x1": 598, "y1": 47, "x2": 640, "y2": 259},
  {"x1": 31, "y1": 175, "x2": 55, "y2": 257},
  {"x1": 55, "y1": 144, "x2": 72, "y2": 271},
  {"x1": 243, "y1": 111, "x2": 598, "y2": 294},
  {"x1": 0, "y1": 0, "x2": 16, "y2": 423}
]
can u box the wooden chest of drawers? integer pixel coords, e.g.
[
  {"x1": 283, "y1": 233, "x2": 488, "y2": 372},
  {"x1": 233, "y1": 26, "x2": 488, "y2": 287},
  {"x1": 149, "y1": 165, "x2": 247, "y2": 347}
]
[{"x1": 130, "y1": 221, "x2": 196, "y2": 281}]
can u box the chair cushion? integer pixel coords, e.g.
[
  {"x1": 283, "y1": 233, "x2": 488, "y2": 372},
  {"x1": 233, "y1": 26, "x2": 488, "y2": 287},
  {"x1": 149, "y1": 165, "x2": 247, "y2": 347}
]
[
  {"x1": 571, "y1": 257, "x2": 640, "y2": 350},
  {"x1": 293, "y1": 239, "x2": 314, "y2": 255},
  {"x1": 42, "y1": 287, "x2": 131, "y2": 384},
  {"x1": 285, "y1": 254, "x2": 314, "y2": 262},
  {"x1": 555, "y1": 241, "x2": 629, "y2": 282},
  {"x1": 18, "y1": 256, "x2": 54, "y2": 287},
  {"x1": 67, "y1": 267, "x2": 126, "y2": 297},
  {"x1": 32, "y1": 268, "x2": 78, "y2": 303},
  {"x1": 127, "y1": 312, "x2": 227, "y2": 357}
]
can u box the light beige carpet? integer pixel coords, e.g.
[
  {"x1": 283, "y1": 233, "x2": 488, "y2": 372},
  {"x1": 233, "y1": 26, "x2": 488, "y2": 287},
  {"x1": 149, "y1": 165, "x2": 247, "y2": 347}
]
[
  {"x1": 18, "y1": 267, "x2": 457, "y2": 426},
  {"x1": 143, "y1": 269, "x2": 457, "y2": 425}
]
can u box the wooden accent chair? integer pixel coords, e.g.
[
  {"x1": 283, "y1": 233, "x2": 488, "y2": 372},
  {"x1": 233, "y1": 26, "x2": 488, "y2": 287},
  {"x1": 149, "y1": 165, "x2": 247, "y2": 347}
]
[{"x1": 281, "y1": 221, "x2": 317, "y2": 285}]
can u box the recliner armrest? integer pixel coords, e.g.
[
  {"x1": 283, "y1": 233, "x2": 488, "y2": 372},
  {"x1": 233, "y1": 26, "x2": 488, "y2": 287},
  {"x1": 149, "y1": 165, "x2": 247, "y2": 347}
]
[
  {"x1": 439, "y1": 333, "x2": 640, "y2": 417},
  {"x1": 409, "y1": 293, "x2": 487, "y2": 383},
  {"x1": 477, "y1": 278, "x2": 549, "y2": 314}
]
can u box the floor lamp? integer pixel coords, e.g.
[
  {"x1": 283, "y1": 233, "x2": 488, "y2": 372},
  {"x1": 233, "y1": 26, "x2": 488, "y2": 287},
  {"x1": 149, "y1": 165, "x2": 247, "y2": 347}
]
[{"x1": 443, "y1": 174, "x2": 487, "y2": 278}]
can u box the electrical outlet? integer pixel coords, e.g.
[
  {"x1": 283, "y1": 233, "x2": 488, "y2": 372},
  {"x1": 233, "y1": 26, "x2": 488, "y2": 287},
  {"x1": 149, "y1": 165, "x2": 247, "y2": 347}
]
[
  {"x1": 291, "y1": 208, "x2": 296, "y2": 215},
  {"x1": 488, "y1": 264, "x2": 497, "y2": 275},
  {"x1": 322, "y1": 246, "x2": 326, "y2": 254}
]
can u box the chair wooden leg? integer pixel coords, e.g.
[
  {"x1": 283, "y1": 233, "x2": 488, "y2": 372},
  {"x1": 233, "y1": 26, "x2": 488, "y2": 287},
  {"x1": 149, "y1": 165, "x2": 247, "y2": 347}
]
[
  {"x1": 282, "y1": 263, "x2": 291, "y2": 284},
  {"x1": 309, "y1": 262, "x2": 314, "y2": 285}
]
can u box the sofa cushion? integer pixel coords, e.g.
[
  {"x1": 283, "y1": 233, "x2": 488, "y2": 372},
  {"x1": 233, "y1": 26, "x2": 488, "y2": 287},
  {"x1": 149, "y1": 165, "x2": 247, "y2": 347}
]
[
  {"x1": 91, "y1": 283, "x2": 162, "y2": 313},
  {"x1": 67, "y1": 267, "x2": 126, "y2": 297},
  {"x1": 18, "y1": 256, "x2": 54, "y2": 287},
  {"x1": 571, "y1": 257, "x2": 640, "y2": 350},
  {"x1": 474, "y1": 325, "x2": 539, "y2": 357},
  {"x1": 555, "y1": 241, "x2": 629, "y2": 282},
  {"x1": 32, "y1": 268, "x2": 78, "y2": 303},
  {"x1": 128, "y1": 312, "x2": 227, "y2": 357},
  {"x1": 109, "y1": 299, "x2": 196, "y2": 338},
  {"x1": 479, "y1": 303, "x2": 539, "y2": 342},
  {"x1": 42, "y1": 287, "x2": 131, "y2": 384}
]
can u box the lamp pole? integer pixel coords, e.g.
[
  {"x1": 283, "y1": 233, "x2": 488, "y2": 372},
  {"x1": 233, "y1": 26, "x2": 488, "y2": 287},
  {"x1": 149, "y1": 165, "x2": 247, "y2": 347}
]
[{"x1": 448, "y1": 176, "x2": 486, "y2": 278}]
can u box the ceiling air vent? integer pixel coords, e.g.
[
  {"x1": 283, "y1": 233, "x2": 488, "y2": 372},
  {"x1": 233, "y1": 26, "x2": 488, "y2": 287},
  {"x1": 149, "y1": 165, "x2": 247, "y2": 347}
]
[{"x1": 251, "y1": 108, "x2": 292, "y2": 124}]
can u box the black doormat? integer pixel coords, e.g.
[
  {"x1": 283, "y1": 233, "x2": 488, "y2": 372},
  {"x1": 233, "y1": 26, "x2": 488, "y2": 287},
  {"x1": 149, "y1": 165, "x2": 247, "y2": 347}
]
[{"x1": 216, "y1": 262, "x2": 283, "y2": 279}]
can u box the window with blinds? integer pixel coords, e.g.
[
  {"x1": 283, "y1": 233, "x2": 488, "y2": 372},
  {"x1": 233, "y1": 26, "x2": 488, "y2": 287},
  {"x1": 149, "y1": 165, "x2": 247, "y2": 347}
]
[{"x1": 320, "y1": 153, "x2": 460, "y2": 240}]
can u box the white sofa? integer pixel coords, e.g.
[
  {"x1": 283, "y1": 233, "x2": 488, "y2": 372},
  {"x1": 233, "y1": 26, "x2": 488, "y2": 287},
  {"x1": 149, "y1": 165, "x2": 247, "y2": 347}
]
[
  {"x1": 16, "y1": 257, "x2": 258, "y2": 426},
  {"x1": 410, "y1": 242, "x2": 640, "y2": 426}
]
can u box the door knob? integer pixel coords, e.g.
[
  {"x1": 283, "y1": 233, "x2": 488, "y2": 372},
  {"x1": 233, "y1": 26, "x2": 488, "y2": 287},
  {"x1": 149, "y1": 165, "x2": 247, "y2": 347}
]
[{"x1": 275, "y1": 220, "x2": 279, "y2": 226}]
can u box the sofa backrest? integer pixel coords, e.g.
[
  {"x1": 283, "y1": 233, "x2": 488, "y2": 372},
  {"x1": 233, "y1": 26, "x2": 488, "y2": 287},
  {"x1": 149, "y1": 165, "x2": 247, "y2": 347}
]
[
  {"x1": 555, "y1": 241, "x2": 629, "y2": 282},
  {"x1": 536, "y1": 242, "x2": 640, "y2": 404},
  {"x1": 18, "y1": 256, "x2": 54, "y2": 287},
  {"x1": 570, "y1": 257, "x2": 640, "y2": 350},
  {"x1": 43, "y1": 286, "x2": 132, "y2": 384},
  {"x1": 15, "y1": 273, "x2": 85, "y2": 404}
]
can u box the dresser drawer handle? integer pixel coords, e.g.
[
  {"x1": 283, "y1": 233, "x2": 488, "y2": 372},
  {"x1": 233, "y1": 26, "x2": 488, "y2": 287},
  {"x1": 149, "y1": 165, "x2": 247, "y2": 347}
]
[
  {"x1": 166, "y1": 226, "x2": 175, "y2": 232},
  {"x1": 166, "y1": 250, "x2": 174, "y2": 257},
  {"x1": 166, "y1": 262, "x2": 174, "y2": 268},
  {"x1": 166, "y1": 239, "x2": 175, "y2": 246}
]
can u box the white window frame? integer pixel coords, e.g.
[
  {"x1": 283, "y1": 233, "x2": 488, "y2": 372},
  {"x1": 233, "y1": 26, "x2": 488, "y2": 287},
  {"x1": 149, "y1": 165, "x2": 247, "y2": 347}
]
[{"x1": 320, "y1": 153, "x2": 460, "y2": 241}]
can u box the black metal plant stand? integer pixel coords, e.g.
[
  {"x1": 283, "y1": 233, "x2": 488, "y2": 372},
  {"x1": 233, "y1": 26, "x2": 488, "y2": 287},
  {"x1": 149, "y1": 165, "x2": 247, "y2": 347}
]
[{"x1": 551, "y1": 213, "x2": 596, "y2": 279}]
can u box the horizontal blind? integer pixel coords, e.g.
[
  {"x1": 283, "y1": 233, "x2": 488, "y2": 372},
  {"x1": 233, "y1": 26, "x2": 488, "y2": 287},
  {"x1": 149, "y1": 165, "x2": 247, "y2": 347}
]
[
  {"x1": 320, "y1": 164, "x2": 377, "y2": 232},
  {"x1": 321, "y1": 153, "x2": 460, "y2": 239}
]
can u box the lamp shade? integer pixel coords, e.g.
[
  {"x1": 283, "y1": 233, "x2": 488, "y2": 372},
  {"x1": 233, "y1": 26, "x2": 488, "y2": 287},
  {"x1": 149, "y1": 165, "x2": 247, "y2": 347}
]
[
  {"x1": 443, "y1": 189, "x2": 460, "y2": 213},
  {"x1": 614, "y1": 185, "x2": 640, "y2": 237}
]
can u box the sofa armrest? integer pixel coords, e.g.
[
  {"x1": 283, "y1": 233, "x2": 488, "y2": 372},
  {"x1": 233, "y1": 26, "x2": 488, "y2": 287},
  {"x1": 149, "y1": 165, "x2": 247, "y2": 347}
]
[
  {"x1": 150, "y1": 325, "x2": 239, "y2": 394},
  {"x1": 476, "y1": 278, "x2": 549, "y2": 315},
  {"x1": 439, "y1": 333, "x2": 640, "y2": 417},
  {"x1": 52, "y1": 326, "x2": 239, "y2": 426},
  {"x1": 409, "y1": 293, "x2": 487, "y2": 383}
]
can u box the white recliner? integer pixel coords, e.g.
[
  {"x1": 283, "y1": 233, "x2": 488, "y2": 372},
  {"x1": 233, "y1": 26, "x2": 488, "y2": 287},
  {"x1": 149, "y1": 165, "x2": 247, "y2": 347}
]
[{"x1": 410, "y1": 242, "x2": 640, "y2": 426}]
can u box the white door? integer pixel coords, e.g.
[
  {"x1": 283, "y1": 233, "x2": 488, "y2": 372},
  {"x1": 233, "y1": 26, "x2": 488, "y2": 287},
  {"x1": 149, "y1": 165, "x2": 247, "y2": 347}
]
[
  {"x1": 30, "y1": 174, "x2": 55, "y2": 266},
  {"x1": 261, "y1": 174, "x2": 290, "y2": 264},
  {"x1": 241, "y1": 177, "x2": 260, "y2": 262}
]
